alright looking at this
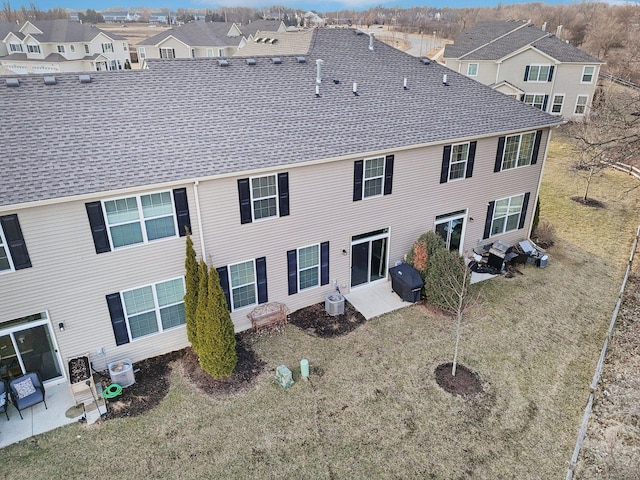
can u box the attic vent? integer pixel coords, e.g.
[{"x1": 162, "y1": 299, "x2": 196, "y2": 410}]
[
  {"x1": 268, "y1": 38, "x2": 277, "y2": 44},
  {"x1": 263, "y1": 38, "x2": 271, "y2": 43},
  {"x1": 355, "y1": 30, "x2": 364, "y2": 35},
  {"x1": 79, "y1": 74, "x2": 91, "y2": 83},
  {"x1": 254, "y1": 37, "x2": 263, "y2": 42},
  {"x1": 44, "y1": 76, "x2": 57, "y2": 85},
  {"x1": 296, "y1": 56, "x2": 306, "y2": 63},
  {"x1": 5, "y1": 78, "x2": 19, "y2": 87},
  {"x1": 272, "y1": 57, "x2": 282, "y2": 64},
  {"x1": 246, "y1": 58, "x2": 256, "y2": 66},
  {"x1": 421, "y1": 58, "x2": 431, "y2": 65},
  {"x1": 218, "y1": 59, "x2": 229, "y2": 67}
]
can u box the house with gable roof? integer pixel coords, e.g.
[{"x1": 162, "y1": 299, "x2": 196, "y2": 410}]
[
  {"x1": 136, "y1": 20, "x2": 287, "y2": 62},
  {"x1": 443, "y1": 20, "x2": 603, "y2": 119},
  {"x1": 0, "y1": 29, "x2": 561, "y2": 387},
  {"x1": 0, "y1": 19, "x2": 130, "y2": 74}
]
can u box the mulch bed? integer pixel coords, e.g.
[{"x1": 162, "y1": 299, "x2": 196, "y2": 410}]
[
  {"x1": 570, "y1": 196, "x2": 605, "y2": 208},
  {"x1": 288, "y1": 300, "x2": 367, "y2": 337},
  {"x1": 101, "y1": 333, "x2": 266, "y2": 419},
  {"x1": 99, "y1": 300, "x2": 368, "y2": 419},
  {"x1": 435, "y1": 362, "x2": 484, "y2": 399}
]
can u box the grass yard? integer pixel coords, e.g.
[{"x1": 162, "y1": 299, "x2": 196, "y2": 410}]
[{"x1": 3, "y1": 132, "x2": 640, "y2": 479}]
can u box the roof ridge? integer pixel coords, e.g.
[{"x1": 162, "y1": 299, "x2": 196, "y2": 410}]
[{"x1": 459, "y1": 20, "x2": 530, "y2": 60}]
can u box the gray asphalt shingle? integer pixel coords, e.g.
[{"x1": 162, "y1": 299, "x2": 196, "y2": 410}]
[{"x1": 1, "y1": 29, "x2": 561, "y2": 208}]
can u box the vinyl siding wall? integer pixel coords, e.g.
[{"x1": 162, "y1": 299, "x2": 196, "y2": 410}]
[{"x1": 0, "y1": 128, "x2": 549, "y2": 372}]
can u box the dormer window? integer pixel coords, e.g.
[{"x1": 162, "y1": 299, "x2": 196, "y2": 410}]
[
  {"x1": 27, "y1": 44, "x2": 41, "y2": 54},
  {"x1": 9, "y1": 43, "x2": 23, "y2": 53}
]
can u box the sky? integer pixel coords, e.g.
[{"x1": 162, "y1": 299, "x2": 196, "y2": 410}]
[{"x1": 12, "y1": 0, "x2": 590, "y2": 13}]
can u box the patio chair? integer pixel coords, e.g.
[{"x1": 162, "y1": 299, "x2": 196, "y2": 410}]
[
  {"x1": 9, "y1": 372, "x2": 47, "y2": 420},
  {"x1": 0, "y1": 379, "x2": 9, "y2": 420}
]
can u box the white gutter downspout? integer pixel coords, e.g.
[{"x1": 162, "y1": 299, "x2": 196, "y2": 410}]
[{"x1": 193, "y1": 180, "x2": 206, "y2": 260}]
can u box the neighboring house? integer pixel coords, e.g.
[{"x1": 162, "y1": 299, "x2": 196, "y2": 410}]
[
  {"x1": 136, "y1": 21, "x2": 285, "y2": 61},
  {"x1": 0, "y1": 20, "x2": 130, "y2": 74},
  {"x1": 0, "y1": 29, "x2": 561, "y2": 388},
  {"x1": 234, "y1": 29, "x2": 313, "y2": 57},
  {"x1": 149, "y1": 12, "x2": 176, "y2": 24},
  {"x1": 443, "y1": 20, "x2": 604, "y2": 119},
  {"x1": 101, "y1": 11, "x2": 140, "y2": 23}
]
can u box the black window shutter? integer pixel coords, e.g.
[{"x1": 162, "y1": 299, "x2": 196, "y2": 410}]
[
  {"x1": 531, "y1": 130, "x2": 543, "y2": 165},
  {"x1": 217, "y1": 266, "x2": 232, "y2": 311},
  {"x1": 320, "y1": 241, "x2": 330, "y2": 286},
  {"x1": 518, "y1": 192, "x2": 531, "y2": 230},
  {"x1": 524, "y1": 66, "x2": 530, "y2": 81},
  {"x1": 542, "y1": 95, "x2": 549, "y2": 112},
  {"x1": 85, "y1": 201, "x2": 111, "y2": 254},
  {"x1": 278, "y1": 173, "x2": 290, "y2": 217},
  {"x1": 287, "y1": 249, "x2": 298, "y2": 295},
  {"x1": 353, "y1": 160, "x2": 363, "y2": 201},
  {"x1": 256, "y1": 257, "x2": 268, "y2": 304},
  {"x1": 440, "y1": 145, "x2": 451, "y2": 184},
  {"x1": 172, "y1": 188, "x2": 191, "y2": 237},
  {"x1": 106, "y1": 293, "x2": 129, "y2": 346},
  {"x1": 237, "y1": 178, "x2": 252, "y2": 224},
  {"x1": 465, "y1": 142, "x2": 477, "y2": 179},
  {"x1": 383, "y1": 155, "x2": 394, "y2": 195},
  {"x1": 547, "y1": 66, "x2": 554, "y2": 82},
  {"x1": 494, "y1": 137, "x2": 505, "y2": 173},
  {"x1": 0, "y1": 214, "x2": 31, "y2": 270},
  {"x1": 520, "y1": 94, "x2": 525, "y2": 102},
  {"x1": 483, "y1": 201, "x2": 495, "y2": 239}
]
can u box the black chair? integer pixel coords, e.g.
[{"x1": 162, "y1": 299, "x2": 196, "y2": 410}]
[
  {"x1": 0, "y1": 379, "x2": 9, "y2": 420},
  {"x1": 9, "y1": 372, "x2": 47, "y2": 420}
]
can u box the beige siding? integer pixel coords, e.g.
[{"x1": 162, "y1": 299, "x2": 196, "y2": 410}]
[{"x1": 0, "y1": 129, "x2": 549, "y2": 369}]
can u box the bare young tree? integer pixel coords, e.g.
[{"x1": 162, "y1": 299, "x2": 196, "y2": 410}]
[
  {"x1": 429, "y1": 249, "x2": 480, "y2": 376},
  {"x1": 567, "y1": 83, "x2": 640, "y2": 202}
]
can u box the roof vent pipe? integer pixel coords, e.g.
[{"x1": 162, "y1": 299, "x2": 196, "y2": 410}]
[
  {"x1": 541, "y1": 22, "x2": 547, "y2": 32},
  {"x1": 44, "y1": 76, "x2": 57, "y2": 85},
  {"x1": 369, "y1": 33, "x2": 374, "y2": 51},
  {"x1": 353, "y1": 82, "x2": 359, "y2": 96},
  {"x1": 556, "y1": 24, "x2": 562, "y2": 39},
  {"x1": 316, "y1": 59, "x2": 323, "y2": 84},
  {"x1": 315, "y1": 84, "x2": 320, "y2": 98},
  {"x1": 443, "y1": 74, "x2": 448, "y2": 86},
  {"x1": 403, "y1": 77, "x2": 408, "y2": 90}
]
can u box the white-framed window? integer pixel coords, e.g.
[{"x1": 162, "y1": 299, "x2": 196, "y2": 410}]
[
  {"x1": 69, "y1": 44, "x2": 75, "y2": 53},
  {"x1": 84, "y1": 44, "x2": 90, "y2": 54},
  {"x1": 467, "y1": 63, "x2": 478, "y2": 76},
  {"x1": 298, "y1": 244, "x2": 320, "y2": 291},
  {"x1": 206, "y1": 48, "x2": 214, "y2": 57},
  {"x1": 160, "y1": 48, "x2": 175, "y2": 59},
  {"x1": 57, "y1": 45, "x2": 65, "y2": 53},
  {"x1": 491, "y1": 194, "x2": 525, "y2": 236},
  {"x1": 581, "y1": 66, "x2": 595, "y2": 83},
  {"x1": 449, "y1": 142, "x2": 469, "y2": 181},
  {"x1": 218, "y1": 48, "x2": 224, "y2": 57},
  {"x1": 9, "y1": 43, "x2": 23, "y2": 53},
  {"x1": 229, "y1": 260, "x2": 257, "y2": 310},
  {"x1": 138, "y1": 47, "x2": 146, "y2": 59},
  {"x1": 250, "y1": 175, "x2": 278, "y2": 220},
  {"x1": 501, "y1": 132, "x2": 536, "y2": 170},
  {"x1": 523, "y1": 94, "x2": 546, "y2": 110},
  {"x1": 575, "y1": 95, "x2": 589, "y2": 115},
  {"x1": 27, "y1": 44, "x2": 41, "y2": 54},
  {"x1": 123, "y1": 42, "x2": 128, "y2": 51},
  {"x1": 0, "y1": 224, "x2": 14, "y2": 273},
  {"x1": 121, "y1": 277, "x2": 186, "y2": 340},
  {"x1": 551, "y1": 94, "x2": 565, "y2": 114},
  {"x1": 526, "y1": 64, "x2": 551, "y2": 82},
  {"x1": 363, "y1": 156, "x2": 385, "y2": 198},
  {"x1": 102, "y1": 43, "x2": 114, "y2": 53},
  {"x1": 103, "y1": 190, "x2": 178, "y2": 249}
]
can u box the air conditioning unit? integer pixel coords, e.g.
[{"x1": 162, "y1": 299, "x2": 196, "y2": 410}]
[{"x1": 325, "y1": 293, "x2": 345, "y2": 316}]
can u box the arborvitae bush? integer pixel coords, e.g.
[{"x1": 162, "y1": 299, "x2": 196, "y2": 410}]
[
  {"x1": 196, "y1": 265, "x2": 237, "y2": 378},
  {"x1": 193, "y1": 260, "x2": 209, "y2": 356},
  {"x1": 406, "y1": 231, "x2": 447, "y2": 301},
  {"x1": 184, "y1": 232, "x2": 199, "y2": 350}
]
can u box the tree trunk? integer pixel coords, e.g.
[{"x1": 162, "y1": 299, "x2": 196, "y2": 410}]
[
  {"x1": 451, "y1": 293, "x2": 464, "y2": 376},
  {"x1": 583, "y1": 166, "x2": 594, "y2": 202}
]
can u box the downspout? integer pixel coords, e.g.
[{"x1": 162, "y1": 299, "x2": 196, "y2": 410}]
[
  {"x1": 193, "y1": 180, "x2": 206, "y2": 260},
  {"x1": 549, "y1": 62, "x2": 559, "y2": 113},
  {"x1": 495, "y1": 61, "x2": 501, "y2": 85}
]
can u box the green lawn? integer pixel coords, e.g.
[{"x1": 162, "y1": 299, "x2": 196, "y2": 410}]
[{"x1": 4, "y1": 133, "x2": 640, "y2": 479}]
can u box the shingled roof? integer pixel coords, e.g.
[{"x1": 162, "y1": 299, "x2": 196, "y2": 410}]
[
  {"x1": 10, "y1": 19, "x2": 125, "y2": 42},
  {"x1": 444, "y1": 20, "x2": 602, "y2": 64},
  {"x1": 136, "y1": 22, "x2": 242, "y2": 47},
  {"x1": 1, "y1": 28, "x2": 561, "y2": 209}
]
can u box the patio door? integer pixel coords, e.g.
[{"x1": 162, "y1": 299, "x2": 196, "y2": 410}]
[
  {"x1": 435, "y1": 210, "x2": 467, "y2": 254},
  {"x1": 351, "y1": 228, "x2": 389, "y2": 288},
  {"x1": 0, "y1": 313, "x2": 64, "y2": 383}
]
